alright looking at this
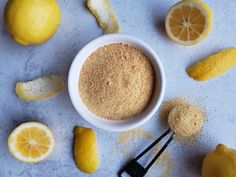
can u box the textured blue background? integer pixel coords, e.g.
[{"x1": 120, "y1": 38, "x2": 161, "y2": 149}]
[{"x1": 0, "y1": 0, "x2": 236, "y2": 176}]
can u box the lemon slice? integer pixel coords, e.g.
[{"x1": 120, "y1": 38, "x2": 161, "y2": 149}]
[
  {"x1": 87, "y1": 0, "x2": 120, "y2": 33},
  {"x1": 16, "y1": 75, "x2": 64, "y2": 101},
  {"x1": 165, "y1": 0, "x2": 213, "y2": 45},
  {"x1": 8, "y1": 122, "x2": 55, "y2": 163}
]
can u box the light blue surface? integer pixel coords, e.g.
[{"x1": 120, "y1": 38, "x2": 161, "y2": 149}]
[{"x1": 0, "y1": 0, "x2": 236, "y2": 177}]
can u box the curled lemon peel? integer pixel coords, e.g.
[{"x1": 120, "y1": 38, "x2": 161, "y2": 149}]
[
  {"x1": 16, "y1": 75, "x2": 64, "y2": 101},
  {"x1": 87, "y1": 0, "x2": 120, "y2": 33},
  {"x1": 187, "y1": 48, "x2": 236, "y2": 81}
]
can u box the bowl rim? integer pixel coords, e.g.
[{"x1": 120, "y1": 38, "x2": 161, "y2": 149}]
[{"x1": 68, "y1": 34, "x2": 165, "y2": 132}]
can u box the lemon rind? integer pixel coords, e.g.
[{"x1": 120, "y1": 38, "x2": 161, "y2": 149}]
[
  {"x1": 87, "y1": 0, "x2": 120, "y2": 33},
  {"x1": 74, "y1": 126, "x2": 100, "y2": 174},
  {"x1": 15, "y1": 75, "x2": 65, "y2": 101},
  {"x1": 187, "y1": 48, "x2": 236, "y2": 81}
]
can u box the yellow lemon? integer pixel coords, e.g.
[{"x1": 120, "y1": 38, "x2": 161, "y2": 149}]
[
  {"x1": 74, "y1": 126, "x2": 99, "y2": 174},
  {"x1": 165, "y1": 0, "x2": 213, "y2": 45},
  {"x1": 202, "y1": 144, "x2": 236, "y2": 177},
  {"x1": 8, "y1": 122, "x2": 55, "y2": 163},
  {"x1": 4, "y1": 0, "x2": 61, "y2": 45}
]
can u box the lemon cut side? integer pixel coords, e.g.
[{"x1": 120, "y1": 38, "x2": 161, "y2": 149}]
[
  {"x1": 8, "y1": 122, "x2": 55, "y2": 163},
  {"x1": 165, "y1": 0, "x2": 213, "y2": 45}
]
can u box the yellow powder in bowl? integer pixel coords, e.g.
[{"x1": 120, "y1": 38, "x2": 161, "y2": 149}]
[
  {"x1": 79, "y1": 43, "x2": 155, "y2": 120},
  {"x1": 168, "y1": 104, "x2": 203, "y2": 138}
]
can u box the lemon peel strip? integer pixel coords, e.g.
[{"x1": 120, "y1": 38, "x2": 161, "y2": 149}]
[
  {"x1": 187, "y1": 48, "x2": 236, "y2": 81},
  {"x1": 16, "y1": 75, "x2": 64, "y2": 101},
  {"x1": 87, "y1": 0, "x2": 120, "y2": 33},
  {"x1": 74, "y1": 126, "x2": 99, "y2": 174}
]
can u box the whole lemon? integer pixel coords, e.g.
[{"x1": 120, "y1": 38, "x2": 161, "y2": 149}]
[
  {"x1": 4, "y1": 0, "x2": 61, "y2": 45},
  {"x1": 202, "y1": 144, "x2": 236, "y2": 177}
]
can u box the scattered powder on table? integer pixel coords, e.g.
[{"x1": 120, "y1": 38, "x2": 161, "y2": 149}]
[
  {"x1": 79, "y1": 43, "x2": 155, "y2": 120},
  {"x1": 119, "y1": 128, "x2": 154, "y2": 144},
  {"x1": 119, "y1": 128, "x2": 154, "y2": 158},
  {"x1": 119, "y1": 128, "x2": 173, "y2": 177},
  {"x1": 154, "y1": 147, "x2": 173, "y2": 177},
  {"x1": 159, "y1": 98, "x2": 188, "y2": 121},
  {"x1": 168, "y1": 104, "x2": 204, "y2": 138}
]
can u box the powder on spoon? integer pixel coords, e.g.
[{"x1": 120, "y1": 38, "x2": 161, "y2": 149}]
[
  {"x1": 159, "y1": 98, "x2": 188, "y2": 121},
  {"x1": 168, "y1": 104, "x2": 204, "y2": 138}
]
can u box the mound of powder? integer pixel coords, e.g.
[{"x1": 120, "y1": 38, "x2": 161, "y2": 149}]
[
  {"x1": 79, "y1": 43, "x2": 155, "y2": 120},
  {"x1": 168, "y1": 104, "x2": 203, "y2": 138},
  {"x1": 159, "y1": 98, "x2": 187, "y2": 121}
]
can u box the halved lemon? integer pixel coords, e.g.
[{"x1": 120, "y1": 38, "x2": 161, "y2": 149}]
[
  {"x1": 8, "y1": 122, "x2": 55, "y2": 163},
  {"x1": 165, "y1": 0, "x2": 213, "y2": 45}
]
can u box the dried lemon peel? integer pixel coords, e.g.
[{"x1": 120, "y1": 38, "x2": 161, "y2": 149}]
[
  {"x1": 74, "y1": 126, "x2": 99, "y2": 174},
  {"x1": 16, "y1": 75, "x2": 65, "y2": 101},
  {"x1": 8, "y1": 122, "x2": 55, "y2": 163},
  {"x1": 87, "y1": 0, "x2": 120, "y2": 33},
  {"x1": 187, "y1": 48, "x2": 236, "y2": 81},
  {"x1": 165, "y1": 0, "x2": 213, "y2": 45}
]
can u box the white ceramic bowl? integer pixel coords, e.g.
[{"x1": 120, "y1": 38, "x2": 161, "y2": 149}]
[{"x1": 68, "y1": 34, "x2": 165, "y2": 132}]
